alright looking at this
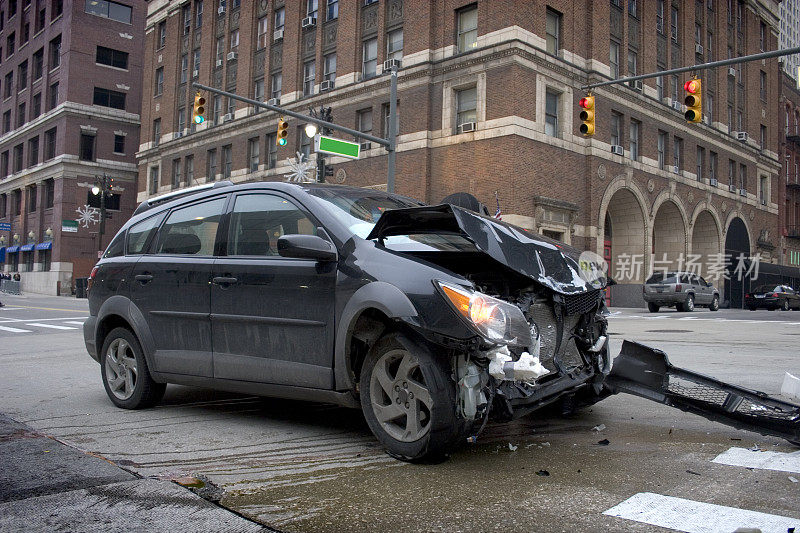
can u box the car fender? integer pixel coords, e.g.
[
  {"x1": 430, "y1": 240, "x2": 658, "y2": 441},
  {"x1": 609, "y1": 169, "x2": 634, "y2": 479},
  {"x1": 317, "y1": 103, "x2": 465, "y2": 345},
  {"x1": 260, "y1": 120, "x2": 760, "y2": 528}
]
[
  {"x1": 334, "y1": 281, "x2": 419, "y2": 391},
  {"x1": 95, "y1": 296, "x2": 159, "y2": 378}
]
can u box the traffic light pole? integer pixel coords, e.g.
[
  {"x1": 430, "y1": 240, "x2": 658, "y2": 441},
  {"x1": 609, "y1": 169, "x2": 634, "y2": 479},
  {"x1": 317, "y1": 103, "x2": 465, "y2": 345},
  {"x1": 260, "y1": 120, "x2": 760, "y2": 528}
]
[
  {"x1": 193, "y1": 80, "x2": 399, "y2": 191},
  {"x1": 582, "y1": 46, "x2": 800, "y2": 91}
]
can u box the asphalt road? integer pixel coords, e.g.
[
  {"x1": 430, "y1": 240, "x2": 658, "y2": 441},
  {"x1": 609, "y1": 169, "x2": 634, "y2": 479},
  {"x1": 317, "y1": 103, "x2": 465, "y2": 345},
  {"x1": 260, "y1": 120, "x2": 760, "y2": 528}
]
[{"x1": 1, "y1": 292, "x2": 799, "y2": 532}]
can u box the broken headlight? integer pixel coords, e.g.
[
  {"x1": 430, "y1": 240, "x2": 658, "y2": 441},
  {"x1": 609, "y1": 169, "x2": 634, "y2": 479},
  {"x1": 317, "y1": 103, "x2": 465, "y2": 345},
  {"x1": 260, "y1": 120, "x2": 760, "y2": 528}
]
[{"x1": 436, "y1": 281, "x2": 532, "y2": 347}]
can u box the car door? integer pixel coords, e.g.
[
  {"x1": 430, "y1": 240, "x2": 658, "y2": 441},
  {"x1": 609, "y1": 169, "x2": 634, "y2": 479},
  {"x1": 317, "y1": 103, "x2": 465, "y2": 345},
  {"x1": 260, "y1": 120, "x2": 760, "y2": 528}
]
[
  {"x1": 129, "y1": 195, "x2": 228, "y2": 377},
  {"x1": 211, "y1": 192, "x2": 336, "y2": 389},
  {"x1": 697, "y1": 276, "x2": 712, "y2": 305}
]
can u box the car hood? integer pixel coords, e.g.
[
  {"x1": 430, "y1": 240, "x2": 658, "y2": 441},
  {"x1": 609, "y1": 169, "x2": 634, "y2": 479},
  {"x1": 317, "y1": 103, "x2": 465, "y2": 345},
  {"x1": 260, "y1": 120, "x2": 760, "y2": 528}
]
[{"x1": 366, "y1": 204, "x2": 606, "y2": 294}]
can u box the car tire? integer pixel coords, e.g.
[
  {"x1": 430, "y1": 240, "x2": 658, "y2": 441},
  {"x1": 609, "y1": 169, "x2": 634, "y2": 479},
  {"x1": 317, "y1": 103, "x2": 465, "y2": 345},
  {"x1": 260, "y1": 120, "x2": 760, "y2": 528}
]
[
  {"x1": 747, "y1": 306, "x2": 757, "y2": 311},
  {"x1": 100, "y1": 327, "x2": 165, "y2": 409},
  {"x1": 709, "y1": 295, "x2": 719, "y2": 311},
  {"x1": 647, "y1": 303, "x2": 660, "y2": 313},
  {"x1": 679, "y1": 294, "x2": 694, "y2": 312},
  {"x1": 782, "y1": 299, "x2": 790, "y2": 311},
  {"x1": 360, "y1": 332, "x2": 466, "y2": 462}
]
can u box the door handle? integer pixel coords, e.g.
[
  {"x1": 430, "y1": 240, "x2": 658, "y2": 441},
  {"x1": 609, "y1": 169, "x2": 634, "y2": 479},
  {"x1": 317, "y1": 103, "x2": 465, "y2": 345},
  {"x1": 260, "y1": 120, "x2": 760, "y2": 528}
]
[
  {"x1": 134, "y1": 274, "x2": 153, "y2": 283},
  {"x1": 212, "y1": 276, "x2": 238, "y2": 285}
]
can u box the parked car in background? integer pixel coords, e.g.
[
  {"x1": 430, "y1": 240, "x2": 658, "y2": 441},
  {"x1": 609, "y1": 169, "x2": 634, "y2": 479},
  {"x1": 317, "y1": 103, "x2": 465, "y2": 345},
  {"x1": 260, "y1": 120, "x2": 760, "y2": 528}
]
[
  {"x1": 643, "y1": 272, "x2": 720, "y2": 312},
  {"x1": 744, "y1": 285, "x2": 800, "y2": 311}
]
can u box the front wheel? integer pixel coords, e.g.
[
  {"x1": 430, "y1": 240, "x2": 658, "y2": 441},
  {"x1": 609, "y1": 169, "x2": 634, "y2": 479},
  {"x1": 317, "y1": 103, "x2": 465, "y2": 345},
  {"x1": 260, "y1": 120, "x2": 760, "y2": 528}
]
[
  {"x1": 360, "y1": 333, "x2": 465, "y2": 462},
  {"x1": 709, "y1": 295, "x2": 719, "y2": 311},
  {"x1": 782, "y1": 299, "x2": 790, "y2": 311},
  {"x1": 100, "y1": 327, "x2": 165, "y2": 409},
  {"x1": 647, "y1": 303, "x2": 660, "y2": 313}
]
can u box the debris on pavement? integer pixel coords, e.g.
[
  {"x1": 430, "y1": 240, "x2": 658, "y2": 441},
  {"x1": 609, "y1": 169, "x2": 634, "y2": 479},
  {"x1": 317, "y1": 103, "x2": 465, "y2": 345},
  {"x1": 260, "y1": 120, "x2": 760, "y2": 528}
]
[
  {"x1": 535, "y1": 470, "x2": 550, "y2": 476},
  {"x1": 508, "y1": 443, "x2": 518, "y2": 451},
  {"x1": 591, "y1": 424, "x2": 606, "y2": 432},
  {"x1": 686, "y1": 470, "x2": 701, "y2": 476},
  {"x1": 597, "y1": 439, "x2": 610, "y2": 446},
  {"x1": 789, "y1": 476, "x2": 798, "y2": 483},
  {"x1": 781, "y1": 372, "x2": 800, "y2": 401}
]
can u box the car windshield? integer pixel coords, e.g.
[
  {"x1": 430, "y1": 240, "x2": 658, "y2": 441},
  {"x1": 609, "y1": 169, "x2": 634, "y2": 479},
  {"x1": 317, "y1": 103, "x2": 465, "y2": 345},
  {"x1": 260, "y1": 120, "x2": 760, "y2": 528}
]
[
  {"x1": 751, "y1": 285, "x2": 779, "y2": 293},
  {"x1": 646, "y1": 273, "x2": 679, "y2": 284}
]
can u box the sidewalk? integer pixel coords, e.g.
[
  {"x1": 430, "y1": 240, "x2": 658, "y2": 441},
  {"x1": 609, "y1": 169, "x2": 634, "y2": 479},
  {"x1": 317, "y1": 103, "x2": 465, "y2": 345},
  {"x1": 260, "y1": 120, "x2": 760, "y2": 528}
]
[{"x1": 0, "y1": 413, "x2": 267, "y2": 532}]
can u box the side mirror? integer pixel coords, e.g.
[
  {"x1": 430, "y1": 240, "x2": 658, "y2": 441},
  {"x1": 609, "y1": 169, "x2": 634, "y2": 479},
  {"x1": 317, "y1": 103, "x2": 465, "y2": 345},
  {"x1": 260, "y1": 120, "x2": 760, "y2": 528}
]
[{"x1": 277, "y1": 234, "x2": 337, "y2": 262}]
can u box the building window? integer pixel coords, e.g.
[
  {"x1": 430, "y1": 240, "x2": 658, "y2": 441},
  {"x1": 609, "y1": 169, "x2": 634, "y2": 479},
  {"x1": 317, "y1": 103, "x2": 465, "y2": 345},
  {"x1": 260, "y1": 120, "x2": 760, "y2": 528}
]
[
  {"x1": 323, "y1": 53, "x2": 336, "y2": 83},
  {"x1": 382, "y1": 102, "x2": 398, "y2": 138},
  {"x1": 79, "y1": 133, "x2": 95, "y2": 161},
  {"x1": 44, "y1": 127, "x2": 55, "y2": 159},
  {"x1": 326, "y1": 0, "x2": 338, "y2": 21},
  {"x1": 609, "y1": 40, "x2": 619, "y2": 78},
  {"x1": 299, "y1": 129, "x2": 311, "y2": 158},
  {"x1": 274, "y1": 7, "x2": 284, "y2": 31},
  {"x1": 629, "y1": 120, "x2": 640, "y2": 161},
  {"x1": 656, "y1": 75, "x2": 664, "y2": 100},
  {"x1": 230, "y1": 29, "x2": 239, "y2": 50},
  {"x1": 93, "y1": 87, "x2": 125, "y2": 110},
  {"x1": 226, "y1": 96, "x2": 235, "y2": 116},
  {"x1": 545, "y1": 8, "x2": 561, "y2": 55},
  {"x1": 152, "y1": 119, "x2": 161, "y2": 147},
  {"x1": 257, "y1": 16, "x2": 268, "y2": 49},
  {"x1": 362, "y1": 38, "x2": 377, "y2": 79},
  {"x1": 114, "y1": 134, "x2": 125, "y2": 154},
  {"x1": 2, "y1": 110, "x2": 9, "y2": 133},
  {"x1": 707, "y1": 31, "x2": 714, "y2": 61},
  {"x1": 149, "y1": 166, "x2": 159, "y2": 193},
  {"x1": 710, "y1": 151, "x2": 717, "y2": 182},
  {"x1": 658, "y1": 130, "x2": 666, "y2": 170},
  {"x1": 13, "y1": 144, "x2": 22, "y2": 173},
  {"x1": 193, "y1": 49, "x2": 201, "y2": 76},
  {"x1": 85, "y1": 0, "x2": 132, "y2": 24},
  {"x1": 28, "y1": 186, "x2": 37, "y2": 212},
  {"x1": 7, "y1": 33, "x2": 14, "y2": 57},
  {"x1": 387, "y1": 29, "x2": 403, "y2": 62},
  {"x1": 49, "y1": 34, "x2": 60, "y2": 69},
  {"x1": 222, "y1": 144, "x2": 232, "y2": 178},
  {"x1": 544, "y1": 89, "x2": 559, "y2": 137},
  {"x1": 17, "y1": 60, "x2": 27, "y2": 92},
  {"x1": 196, "y1": 0, "x2": 203, "y2": 28},
  {"x1": 727, "y1": 105, "x2": 733, "y2": 134},
  {"x1": 739, "y1": 163, "x2": 747, "y2": 190},
  {"x1": 610, "y1": 112, "x2": 621, "y2": 147},
  {"x1": 306, "y1": 0, "x2": 318, "y2": 19},
  {"x1": 158, "y1": 21, "x2": 166, "y2": 48},
  {"x1": 457, "y1": 6, "x2": 478, "y2": 53},
  {"x1": 760, "y1": 124, "x2": 766, "y2": 150},
  {"x1": 248, "y1": 137, "x2": 260, "y2": 171},
  {"x1": 215, "y1": 37, "x2": 224, "y2": 63},
  {"x1": 670, "y1": 6, "x2": 679, "y2": 42},
  {"x1": 33, "y1": 48, "x2": 43, "y2": 80},
  {"x1": 760, "y1": 21, "x2": 766, "y2": 51},
  {"x1": 759, "y1": 175, "x2": 768, "y2": 204},
  {"x1": 3, "y1": 73, "x2": 12, "y2": 99},
  {"x1": 657, "y1": 0, "x2": 665, "y2": 32},
  {"x1": 185, "y1": 155, "x2": 194, "y2": 185},
  {"x1": 206, "y1": 149, "x2": 217, "y2": 181},
  {"x1": 456, "y1": 86, "x2": 477, "y2": 129},
  {"x1": 759, "y1": 70, "x2": 766, "y2": 101},
  {"x1": 48, "y1": 82, "x2": 58, "y2": 110},
  {"x1": 28, "y1": 137, "x2": 38, "y2": 167},
  {"x1": 729, "y1": 159, "x2": 736, "y2": 187},
  {"x1": 271, "y1": 72, "x2": 282, "y2": 99},
  {"x1": 31, "y1": 93, "x2": 40, "y2": 119},
  {"x1": 707, "y1": 94, "x2": 713, "y2": 123},
  {"x1": 213, "y1": 95, "x2": 222, "y2": 124},
  {"x1": 177, "y1": 107, "x2": 186, "y2": 133},
  {"x1": 627, "y1": 50, "x2": 637, "y2": 76},
  {"x1": 52, "y1": 0, "x2": 63, "y2": 19},
  {"x1": 673, "y1": 137, "x2": 682, "y2": 172},
  {"x1": 253, "y1": 78, "x2": 264, "y2": 111},
  {"x1": 16, "y1": 102, "x2": 24, "y2": 128},
  {"x1": 303, "y1": 60, "x2": 315, "y2": 96},
  {"x1": 154, "y1": 67, "x2": 164, "y2": 96},
  {"x1": 180, "y1": 54, "x2": 188, "y2": 83},
  {"x1": 96, "y1": 46, "x2": 129, "y2": 70},
  {"x1": 696, "y1": 146, "x2": 705, "y2": 181},
  {"x1": 172, "y1": 159, "x2": 182, "y2": 188},
  {"x1": 267, "y1": 133, "x2": 277, "y2": 169},
  {"x1": 628, "y1": 0, "x2": 638, "y2": 17}
]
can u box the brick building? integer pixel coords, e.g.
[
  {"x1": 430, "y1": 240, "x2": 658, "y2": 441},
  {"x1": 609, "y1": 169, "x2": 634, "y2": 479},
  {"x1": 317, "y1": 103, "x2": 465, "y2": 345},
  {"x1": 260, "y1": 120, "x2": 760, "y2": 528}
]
[
  {"x1": 0, "y1": 0, "x2": 143, "y2": 294},
  {"x1": 139, "y1": 0, "x2": 783, "y2": 307},
  {"x1": 781, "y1": 68, "x2": 800, "y2": 265}
]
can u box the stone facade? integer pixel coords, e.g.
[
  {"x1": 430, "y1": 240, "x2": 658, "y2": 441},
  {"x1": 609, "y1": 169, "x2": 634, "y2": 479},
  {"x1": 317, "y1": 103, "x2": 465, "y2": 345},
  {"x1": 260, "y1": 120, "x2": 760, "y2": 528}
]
[{"x1": 139, "y1": 0, "x2": 783, "y2": 307}]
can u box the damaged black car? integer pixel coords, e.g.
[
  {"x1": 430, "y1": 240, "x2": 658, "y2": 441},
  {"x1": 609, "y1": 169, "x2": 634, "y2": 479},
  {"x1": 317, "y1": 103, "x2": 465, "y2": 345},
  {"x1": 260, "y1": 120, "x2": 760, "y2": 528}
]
[{"x1": 84, "y1": 183, "x2": 800, "y2": 461}]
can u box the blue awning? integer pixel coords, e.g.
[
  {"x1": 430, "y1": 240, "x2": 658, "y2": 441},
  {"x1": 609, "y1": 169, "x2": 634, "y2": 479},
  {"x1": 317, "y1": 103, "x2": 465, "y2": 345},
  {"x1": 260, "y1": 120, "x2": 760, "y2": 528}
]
[
  {"x1": 20, "y1": 244, "x2": 34, "y2": 252},
  {"x1": 6, "y1": 245, "x2": 19, "y2": 253},
  {"x1": 35, "y1": 241, "x2": 52, "y2": 250}
]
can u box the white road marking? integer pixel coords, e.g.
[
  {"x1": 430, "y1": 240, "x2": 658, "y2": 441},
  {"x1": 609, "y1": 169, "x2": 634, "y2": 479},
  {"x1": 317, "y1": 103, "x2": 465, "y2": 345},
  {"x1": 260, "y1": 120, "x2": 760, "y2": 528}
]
[
  {"x1": 712, "y1": 447, "x2": 800, "y2": 474},
  {"x1": 603, "y1": 492, "x2": 799, "y2": 532},
  {"x1": 63, "y1": 321, "x2": 86, "y2": 326},
  {"x1": 0, "y1": 325, "x2": 32, "y2": 333},
  {"x1": 25, "y1": 323, "x2": 77, "y2": 330},
  {"x1": 0, "y1": 316, "x2": 88, "y2": 324}
]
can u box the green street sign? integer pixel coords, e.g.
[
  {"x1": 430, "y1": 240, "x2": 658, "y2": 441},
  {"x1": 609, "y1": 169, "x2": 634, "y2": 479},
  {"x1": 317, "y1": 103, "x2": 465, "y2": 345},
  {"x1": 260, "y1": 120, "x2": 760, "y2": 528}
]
[{"x1": 314, "y1": 135, "x2": 360, "y2": 159}]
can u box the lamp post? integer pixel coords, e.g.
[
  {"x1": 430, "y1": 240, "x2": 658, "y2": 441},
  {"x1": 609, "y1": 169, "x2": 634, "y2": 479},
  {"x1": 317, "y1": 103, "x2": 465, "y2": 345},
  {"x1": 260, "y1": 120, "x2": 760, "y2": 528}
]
[
  {"x1": 307, "y1": 105, "x2": 332, "y2": 183},
  {"x1": 92, "y1": 173, "x2": 114, "y2": 251}
]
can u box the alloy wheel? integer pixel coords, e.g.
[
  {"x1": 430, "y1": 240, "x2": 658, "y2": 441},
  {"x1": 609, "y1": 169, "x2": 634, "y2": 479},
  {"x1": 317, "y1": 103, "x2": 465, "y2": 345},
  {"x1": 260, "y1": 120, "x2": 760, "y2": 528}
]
[{"x1": 104, "y1": 338, "x2": 138, "y2": 401}]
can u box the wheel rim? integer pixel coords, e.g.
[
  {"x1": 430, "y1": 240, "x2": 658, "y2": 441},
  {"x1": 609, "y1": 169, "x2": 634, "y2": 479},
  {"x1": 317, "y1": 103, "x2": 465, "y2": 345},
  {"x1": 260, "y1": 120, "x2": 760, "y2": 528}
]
[
  {"x1": 784, "y1": 301, "x2": 790, "y2": 311},
  {"x1": 712, "y1": 297, "x2": 718, "y2": 309},
  {"x1": 687, "y1": 297, "x2": 694, "y2": 311},
  {"x1": 369, "y1": 348, "x2": 433, "y2": 443},
  {"x1": 104, "y1": 338, "x2": 138, "y2": 401}
]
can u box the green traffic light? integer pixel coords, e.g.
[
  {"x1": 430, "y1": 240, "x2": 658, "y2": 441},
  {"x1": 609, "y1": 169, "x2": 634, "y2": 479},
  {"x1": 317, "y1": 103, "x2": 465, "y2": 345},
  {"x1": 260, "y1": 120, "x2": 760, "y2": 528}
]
[
  {"x1": 278, "y1": 138, "x2": 287, "y2": 146},
  {"x1": 194, "y1": 115, "x2": 204, "y2": 124}
]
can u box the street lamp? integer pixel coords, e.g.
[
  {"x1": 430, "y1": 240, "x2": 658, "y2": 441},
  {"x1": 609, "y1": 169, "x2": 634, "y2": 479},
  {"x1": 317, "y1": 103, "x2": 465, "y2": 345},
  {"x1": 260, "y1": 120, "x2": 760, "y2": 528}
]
[
  {"x1": 304, "y1": 123, "x2": 318, "y2": 138},
  {"x1": 307, "y1": 106, "x2": 333, "y2": 183},
  {"x1": 91, "y1": 185, "x2": 100, "y2": 195}
]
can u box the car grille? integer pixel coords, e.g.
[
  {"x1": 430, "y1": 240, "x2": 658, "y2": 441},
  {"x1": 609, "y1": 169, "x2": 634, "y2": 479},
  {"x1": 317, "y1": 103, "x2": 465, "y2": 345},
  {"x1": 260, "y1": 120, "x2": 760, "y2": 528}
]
[
  {"x1": 561, "y1": 290, "x2": 602, "y2": 316},
  {"x1": 528, "y1": 300, "x2": 584, "y2": 373}
]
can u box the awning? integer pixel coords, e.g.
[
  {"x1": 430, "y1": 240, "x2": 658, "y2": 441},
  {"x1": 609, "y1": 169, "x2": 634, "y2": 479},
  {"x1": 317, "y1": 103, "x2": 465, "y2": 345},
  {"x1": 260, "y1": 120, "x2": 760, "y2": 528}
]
[
  {"x1": 6, "y1": 245, "x2": 19, "y2": 253},
  {"x1": 20, "y1": 244, "x2": 35, "y2": 252},
  {"x1": 0, "y1": 247, "x2": 4, "y2": 263},
  {"x1": 35, "y1": 241, "x2": 52, "y2": 250}
]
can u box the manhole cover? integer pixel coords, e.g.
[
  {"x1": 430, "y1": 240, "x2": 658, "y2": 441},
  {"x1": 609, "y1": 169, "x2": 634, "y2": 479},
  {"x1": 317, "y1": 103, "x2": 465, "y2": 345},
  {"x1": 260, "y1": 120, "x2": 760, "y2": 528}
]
[{"x1": 644, "y1": 329, "x2": 693, "y2": 333}]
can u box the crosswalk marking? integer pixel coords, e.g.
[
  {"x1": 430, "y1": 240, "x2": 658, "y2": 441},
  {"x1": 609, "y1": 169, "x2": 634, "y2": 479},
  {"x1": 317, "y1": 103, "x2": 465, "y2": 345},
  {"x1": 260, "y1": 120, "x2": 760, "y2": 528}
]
[
  {"x1": 63, "y1": 321, "x2": 86, "y2": 326},
  {"x1": 604, "y1": 492, "x2": 799, "y2": 532},
  {"x1": 24, "y1": 323, "x2": 77, "y2": 330},
  {"x1": 0, "y1": 325, "x2": 32, "y2": 333},
  {"x1": 712, "y1": 447, "x2": 800, "y2": 474}
]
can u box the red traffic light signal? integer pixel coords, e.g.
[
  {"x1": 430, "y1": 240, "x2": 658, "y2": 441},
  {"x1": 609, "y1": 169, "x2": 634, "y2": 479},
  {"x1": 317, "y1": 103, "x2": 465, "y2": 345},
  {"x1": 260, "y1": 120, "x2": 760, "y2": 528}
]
[
  {"x1": 579, "y1": 96, "x2": 595, "y2": 136},
  {"x1": 683, "y1": 78, "x2": 702, "y2": 123}
]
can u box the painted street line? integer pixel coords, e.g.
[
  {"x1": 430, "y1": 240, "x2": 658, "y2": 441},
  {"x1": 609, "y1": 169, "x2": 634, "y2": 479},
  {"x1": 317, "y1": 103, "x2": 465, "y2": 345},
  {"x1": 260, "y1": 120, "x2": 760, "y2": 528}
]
[
  {"x1": 25, "y1": 323, "x2": 77, "y2": 330},
  {"x1": 712, "y1": 447, "x2": 800, "y2": 474},
  {"x1": 603, "y1": 492, "x2": 799, "y2": 532},
  {"x1": 63, "y1": 321, "x2": 86, "y2": 326},
  {"x1": 0, "y1": 316, "x2": 89, "y2": 324},
  {"x1": 0, "y1": 325, "x2": 32, "y2": 333}
]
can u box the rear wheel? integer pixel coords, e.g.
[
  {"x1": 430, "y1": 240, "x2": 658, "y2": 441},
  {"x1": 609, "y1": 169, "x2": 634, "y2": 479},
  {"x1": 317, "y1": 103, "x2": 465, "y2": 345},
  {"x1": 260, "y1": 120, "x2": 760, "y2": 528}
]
[
  {"x1": 709, "y1": 295, "x2": 719, "y2": 311},
  {"x1": 360, "y1": 333, "x2": 465, "y2": 462},
  {"x1": 748, "y1": 306, "x2": 757, "y2": 311},
  {"x1": 100, "y1": 327, "x2": 165, "y2": 409},
  {"x1": 782, "y1": 299, "x2": 790, "y2": 311},
  {"x1": 677, "y1": 294, "x2": 694, "y2": 312},
  {"x1": 647, "y1": 303, "x2": 660, "y2": 313}
]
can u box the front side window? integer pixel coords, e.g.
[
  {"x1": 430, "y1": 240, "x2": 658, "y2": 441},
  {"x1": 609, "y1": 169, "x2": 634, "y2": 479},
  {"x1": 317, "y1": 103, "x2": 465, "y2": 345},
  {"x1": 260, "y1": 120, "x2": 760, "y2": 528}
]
[
  {"x1": 457, "y1": 6, "x2": 477, "y2": 53},
  {"x1": 362, "y1": 38, "x2": 377, "y2": 79},
  {"x1": 228, "y1": 194, "x2": 317, "y2": 256},
  {"x1": 157, "y1": 197, "x2": 225, "y2": 256},
  {"x1": 127, "y1": 213, "x2": 166, "y2": 255},
  {"x1": 544, "y1": 89, "x2": 559, "y2": 137}
]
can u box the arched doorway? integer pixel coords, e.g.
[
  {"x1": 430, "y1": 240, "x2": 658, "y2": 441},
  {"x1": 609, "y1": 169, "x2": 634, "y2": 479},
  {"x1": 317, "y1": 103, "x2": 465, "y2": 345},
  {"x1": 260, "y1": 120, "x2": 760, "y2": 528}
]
[
  {"x1": 603, "y1": 188, "x2": 646, "y2": 284},
  {"x1": 652, "y1": 200, "x2": 687, "y2": 271},
  {"x1": 724, "y1": 217, "x2": 750, "y2": 308},
  {"x1": 691, "y1": 210, "x2": 721, "y2": 276}
]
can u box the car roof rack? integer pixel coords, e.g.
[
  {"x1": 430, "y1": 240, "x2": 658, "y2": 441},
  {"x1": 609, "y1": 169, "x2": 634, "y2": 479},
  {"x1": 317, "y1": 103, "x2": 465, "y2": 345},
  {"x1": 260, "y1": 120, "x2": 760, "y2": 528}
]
[{"x1": 133, "y1": 181, "x2": 234, "y2": 216}]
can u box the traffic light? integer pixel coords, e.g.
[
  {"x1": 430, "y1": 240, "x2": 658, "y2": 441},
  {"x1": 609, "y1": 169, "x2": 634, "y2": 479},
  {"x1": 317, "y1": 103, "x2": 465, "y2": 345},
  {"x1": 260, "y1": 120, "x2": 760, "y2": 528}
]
[
  {"x1": 276, "y1": 117, "x2": 288, "y2": 146},
  {"x1": 579, "y1": 95, "x2": 595, "y2": 136},
  {"x1": 684, "y1": 78, "x2": 702, "y2": 123},
  {"x1": 192, "y1": 93, "x2": 206, "y2": 124}
]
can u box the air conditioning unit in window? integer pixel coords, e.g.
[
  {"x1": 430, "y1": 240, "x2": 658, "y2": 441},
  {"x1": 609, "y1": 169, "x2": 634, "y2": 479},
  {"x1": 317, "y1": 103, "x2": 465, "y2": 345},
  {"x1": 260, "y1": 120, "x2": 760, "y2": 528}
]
[
  {"x1": 215, "y1": 59, "x2": 223, "y2": 67},
  {"x1": 610, "y1": 145, "x2": 624, "y2": 156},
  {"x1": 662, "y1": 97, "x2": 673, "y2": 107},
  {"x1": 673, "y1": 165, "x2": 680, "y2": 174},
  {"x1": 709, "y1": 178, "x2": 718, "y2": 186},
  {"x1": 729, "y1": 183, "x2": 737, "y2": 192},
  {"x1": 222, "y1": 113, "x2": 233, "y2": 122},
  {"x1": 728, "y1": 67, "x2": 736, "y2": 77},
  {"x1": 273, "y1": 28, "x2": 284, "y2": 41},
  {"x1": 320, "y1": 80, "x2": 334, "y2": 91},
  {"x1": 266, "y1": 97, "x2": 280, "y2": 106},
  {"x1": 192, "y1": 69, "x2": 199, "y2": 78},
  {"x1": 739, "y1": 188, "x2": 747, "y2": 196},
  {"x1": 702, "y1": 114, "x2": 710, "y2": 125},
  {"x1": 360, "y1": 142, "x2": 371, "y2": 151},
  {"x1": 301, "y1": 16, "x2": 316, "y2": 28},
  {"x1": 217, "y1": 6, "x2": 225, "y2": 15},
  {"x1": 695, "y1": 44, "x2": 704, "y2": 54},
  {"x1": 627, "y1": 79, "x2": 642, "y2": 91},
  {"x1": 227, "y1": 52, "x2": 237, "y2": 61},
  {"x1": 671, "y1": 99, "x2": 683, "y2": 112},
  {"x1": 736, "y1": 131, "x2": 748, "y2": 142},
  {"x1": 364, "y1": 0, "x2": 378, "y2": 5},
  {"x1": 458, "y1": 122, "x2": 476, "y2": 133},
  {"x1": 761, "y1": 198, "x2": 767, "y2": 205},
  {"x1": 383, "y1": 58, "x2": 401, "y2": 72}
]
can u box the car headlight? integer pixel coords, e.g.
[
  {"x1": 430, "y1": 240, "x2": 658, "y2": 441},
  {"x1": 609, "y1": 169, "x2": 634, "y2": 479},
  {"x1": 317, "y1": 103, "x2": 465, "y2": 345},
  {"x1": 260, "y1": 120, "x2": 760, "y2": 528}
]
[{"x1": 436, "y1": 281, "x2": 532, "y2": 347}]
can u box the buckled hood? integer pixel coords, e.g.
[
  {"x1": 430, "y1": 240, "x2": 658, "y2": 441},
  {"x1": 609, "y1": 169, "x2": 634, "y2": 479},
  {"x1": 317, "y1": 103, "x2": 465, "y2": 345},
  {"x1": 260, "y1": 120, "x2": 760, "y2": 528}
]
[{"x1": 366, "y1": 204, "x2": 607, "y2": 294}]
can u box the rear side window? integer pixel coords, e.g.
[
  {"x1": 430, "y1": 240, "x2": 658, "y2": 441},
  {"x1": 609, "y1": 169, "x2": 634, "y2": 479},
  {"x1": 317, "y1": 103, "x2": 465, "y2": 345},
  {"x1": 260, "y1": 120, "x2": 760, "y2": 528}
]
[
  {"x1": 103, "y1": 231, "x2": 125, "y2": 258},
  {"x1": 126, "y1": 213, "x2": 166, "y2": 255},
  {"x1": 157, "y1": 197, "x2": 226, "y2": 256},
  {"x1": 228, "y1": 194, "x2": 316, "y2": 256}
]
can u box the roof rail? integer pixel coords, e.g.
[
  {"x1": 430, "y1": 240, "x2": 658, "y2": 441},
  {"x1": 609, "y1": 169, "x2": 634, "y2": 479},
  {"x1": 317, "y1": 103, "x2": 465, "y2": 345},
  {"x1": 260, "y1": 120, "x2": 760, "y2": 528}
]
[{"x1": 133, "y1": 181, "x2": 234, "y2": 216}]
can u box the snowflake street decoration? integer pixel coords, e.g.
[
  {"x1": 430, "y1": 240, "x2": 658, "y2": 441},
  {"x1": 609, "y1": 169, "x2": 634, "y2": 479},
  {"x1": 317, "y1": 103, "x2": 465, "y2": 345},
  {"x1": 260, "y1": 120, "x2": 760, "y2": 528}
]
[
  {"x1": 284, "y1": 151, "x2": 316, "y2": 183},
  {"x1": 75, "y1": 204, "x2": 101, "y2": 228}
]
